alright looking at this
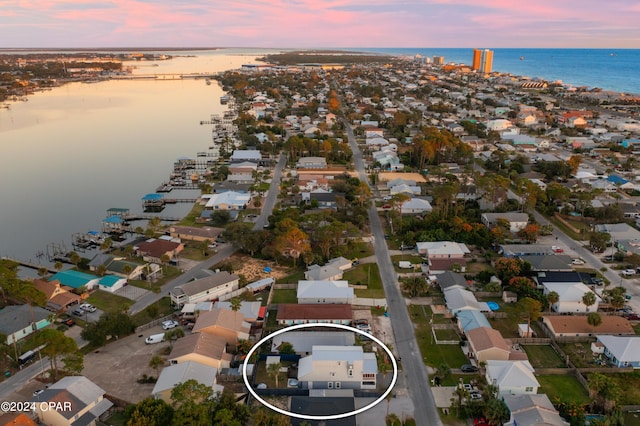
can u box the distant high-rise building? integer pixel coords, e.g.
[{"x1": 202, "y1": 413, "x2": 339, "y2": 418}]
[
  {"x1": 480, "y1": 49, "x2": 494, "y2": 74},
  {"x1": 433, "y1": 56, "x2": 444, "y2": 65},
  {"x1": 472, "y1": 49, "x2": 482, "y2": 71}
]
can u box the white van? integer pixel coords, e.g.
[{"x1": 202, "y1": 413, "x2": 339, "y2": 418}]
[{"x1": 145, "y1": 333, "x2": 166, "y2": 345}]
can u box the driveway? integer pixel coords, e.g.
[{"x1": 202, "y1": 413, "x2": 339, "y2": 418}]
[{"x1": 80, "y1": 324, "x2": 184, "y2": 403}]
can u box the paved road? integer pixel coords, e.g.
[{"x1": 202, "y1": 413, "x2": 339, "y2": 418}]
[
  {"x1": 0, "y1": 357, "x2": 49, "y2": 402},
  {"x1": 343, "y1": 118, "x2": 442, "y2": 426},
  {"x1": 129, "y1": 153, "x2": 288, "y2": 315}
]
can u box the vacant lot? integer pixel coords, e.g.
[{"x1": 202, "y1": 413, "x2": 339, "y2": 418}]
[{"x1": 409, "y1": 305, "x2": 467, "y2": 368}]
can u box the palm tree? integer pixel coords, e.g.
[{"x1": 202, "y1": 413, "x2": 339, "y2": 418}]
[
  {"x1": 122, "y1": 264, "x2": 133, "y2": 279},
  {"x1": 588, "y1": 312, "x2": 603, "y2": 328},
  {"x1": 96, "y1": 264, "x2": 107, "y2": 277},
  {"x1": 546, "y1": 291, "x2": 559, "y2": 312},
  {"x1": 149, "y1": 355, "x2": 164, "y2": 377},
  {"x1": 266, "y1": 362, "x2": 282, "y2": 388},
  {"x1": 54, "y1": 261, "x2": 63, "y2": 271},
  {"x1": 100, "y1": 237, "x2": 113, "y2": 252},
  {"x1": 582, "y1": 291, "x2": 597, "y2": 312},
  {"x1": 68, "y1": 251, "x2": 81, "y2": 267},
  {"x1": 230, "y1": 297, "x2": 242, "y2": 320}
]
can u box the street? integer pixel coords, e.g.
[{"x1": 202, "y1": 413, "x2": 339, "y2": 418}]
[
  {"x1": 129, "y1": 153, "x2": 288, "y2": 315},
  {"x1": 343, "y1": 118, "x2": 442, "y2": 426}
]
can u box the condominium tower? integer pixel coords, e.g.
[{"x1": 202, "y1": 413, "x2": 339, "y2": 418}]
[{"x1": 472, "y1": 49, "x2": 493, "y2": 74}]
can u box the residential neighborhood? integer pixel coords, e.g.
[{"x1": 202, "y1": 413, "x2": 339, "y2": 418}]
[{"x1": 2, "y1": 49, "x2": 640, "y2": 426}]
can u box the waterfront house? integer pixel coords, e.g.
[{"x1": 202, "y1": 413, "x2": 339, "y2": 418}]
[
  {"x1": 170, "y1": 271, "x2": 240, "y2": 308},
  {"x1": 503, "y1": 394, "x2": 569, "y2": 426},
  {"x1": 230, "y1": 149, "x2": 262, "y2": 164},
  {"x1": 88, "y1": 254, "x2": 146, "y2": 280},
  {"x1": 49, "y1": 270, "x2": 101, "y2": 291},
  {"x1": 97, "y1": 275, "x2": 127, "y2": 293},
  {"x1": 204, "y1": 191, "x2": 251, "y2": 210},
  {"x1": 135, "y1": 239, "x2": 183, "y2": 264},
  {"x1": 542, "y1": 315, "x2": 635, "y2": 338},
  {"x1": 152, "y1": 361, "x2": 223, "y2": 403},
  {"x1": 297, "y1": 280, "x2": 355, "y2": 304},
  {"x1": 277, "y1": 304, "x2": 352, "y2": 325},
  {"x1": 271, "y1": 331, "x2": 355, "y2": 355},
  {"x1": 228, "y1": 161, "x2": 258, "y2": 175},
  {"x1": 34, "y1": 376, "x2": 113, "y2": 426},
  {"x1": 191, "y1": 308, "x2": 250, "y2": 342},
  {"x1": 169, "y1": 225, "x2": 223, "y2": 243},
  {"x1": 168, "y1": 333, "x2": 232, "y2": 369},
  {"x1": 0, "y1": 305, "x2": 52, "y2": 345},
  {"x1": 485, "y1": 360, "x2": 539, "y2": 396},
  {"x1": 297, "y1": 346, "x2": 378, "y2": 390},
  {"x1": 596, "y1": 335, "x2": 640, "y2": 368},
  {"x1": 32, "y1": 278, "x2": 82, "y2": 312}
]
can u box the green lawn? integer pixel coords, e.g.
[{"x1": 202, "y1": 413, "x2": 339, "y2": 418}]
[
  {"x1": 87, "y1": 291, "x2": 133, "y2": 313},
  {"x1": 176, "y1": 203, "x2": 205, "y2": 227},
  {"x1": 537, "y1": 375, "x2": 589, "y2": 404},
  {"x1": 344, "y1": 264, "x2": 385, "y2": 298},
  {"x1": 522, "y1": 345, "x2": 566, "y2": 369},
  {"x1": 276, "y1": 269, "x2": 306, "y2": 284},
  {"x1": 558, "y1": 341, "x2": 600, "y2": 368},
  {"x1": 130, "y1": 297, "x2": 175, "y2": 327},
  {"x1": 127, "y1": 265, "x2": 182, "y2": 293},
  {"x1": 585, "y1": 372, "x2": 640, "y2": 406},
  {"x1": 434, "y1": 328, "x2": 460, "y2": 341},
  {"x1": 390, "y1": 255, "x2": 424, "y2": 271},
  {"x1": 270, "y1": 289, "x2": 297, "y2": 304},
  {"x1": 409, "y1": 305, "x2": 467, "y2": 368}
]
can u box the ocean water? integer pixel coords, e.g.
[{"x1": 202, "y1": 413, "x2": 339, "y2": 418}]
[{"x1": 355, "y1": 48, "x2": 640, "y2": 95}]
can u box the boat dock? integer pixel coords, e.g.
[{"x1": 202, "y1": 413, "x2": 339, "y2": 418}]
[{"x1": 1, "y1": 256, "x2": 58, "y2": 274}]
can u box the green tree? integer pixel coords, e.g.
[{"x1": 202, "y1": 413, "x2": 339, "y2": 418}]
[
  {"x1": 588, "y1": 312, "x2": 603, "y2": 328},
  {"x1": 402, "y1": 276, "x2": 429, "y2": 298},
  {"x1": 199, "y1": 239, "x2": 211, "y2": 256},
  {"x1": 484, "y1": 397, "x2": 510, "y2": 426},
  {"x1": 277, "y1": 342, "x2": 295, "y2": 355},
  {"x1": 36, "y1": 329, "x2": 78, "y2": 380},
  {"x1": 171, "y1": 380, "x2": 215, "y2": 425},
  {"x1": 251, "y1": 407, "x2": 291, "y2": 426},
  {"x1": 165, "y1": 328, "x2": 185, "y2": 348},
  {"x1": 546, "y1": 291, "x2": 560, "y2": 312},
  {"x1": 517, "y1": 297, "x2": 542, "y2": 334},
  {"x1": 149, "y1": 355, "x2": 164, "y2": 377},
  {"x1": 54, "y1": 261, "x2": 64, "y2": 271},
  {"x1": 229, "y1": 297, "x2": 242, "y2": 319},
  {"x1": 68, "y1": 251, "x2": 81, "y2": 267},
  {"x1": 589, "y1": 232, "x2": 611, "y2": 253},
  {"x1": 588, "y1": 373, "x2": 620, "y2": 413},
  {"x1": 100, "y1": 237, "x2": 113, "y2": 252},
  {"x1": 493, "y1": 257, "x2": 523, "y2": 283},
  {"x1": 62, "y1": 350, "x2": 84, "y2": 374},
  {"x1": 582, "y1": 291, "x2": 597, "y2": 312},
  {"x1": 96, "y1": 264, "x2": 107, "y2": 277},
  {"x1": 267, "y1": 361, "x2": 283, "y2": 388},
  {"x1": 125, "y1": 397, "x2": 174, "y2": 426}
]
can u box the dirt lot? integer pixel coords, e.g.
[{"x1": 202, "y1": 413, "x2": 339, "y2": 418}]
[
  {"x1": 378, "y1": 172, "x2": 427, "y2": 183},
  {"x1": 218, "y1": 254, "x2": 290, "y2": 282}
]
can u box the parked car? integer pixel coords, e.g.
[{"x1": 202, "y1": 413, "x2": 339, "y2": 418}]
[
  {"x1": 625, "y1": 314, "x2": 640, "y2": 321},
  {"x1": 63, "y1": 318, "x2": 75, "y2": 327},
  {"x1": 145, "y1": 333, "x2": 166, "y2": 344},
  {"x1": 33, "y1": 389, "x2": 45, "y2": 397},
  {"x1": 551, "y1": 246, "x2": 564, "y2": 253},
  {"x1": 71, "y1": 308, "x2": 84, "y2": 316},
  {"x1": 571, "y1": 258, "x2": 585, "y2": 265},
  {"x1": 461, "y1": 364, "x2": 479, "y2": 373},
  {"x1": 80, "y1": 303, "x2": 96, "y2": 313},
  {"x1": 621, "y1": 269, "x2": 636, "y2": 276},
  {"x1": 162, "y1": 320, "x2": 179, "y2": 330}
]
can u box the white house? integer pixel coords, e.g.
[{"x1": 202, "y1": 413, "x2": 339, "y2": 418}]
[
  {"x1": 170, "y1": 271, "x2": 240, "y2": 307},
  {"x1": 296, "y1": 157, "x2": 327, "y2": 169},
  {"x1": 596, "y1": 335, "x2": 640, "y2": 369},
  {"x1": 297, "y1": 346, "x2": 378, "y2": 390},
  {"x1": 204, "y1": 191, "x2": 251, "y2": 210},
  {"x1": 542, "y1": 282, "x2": 600, "y2": 313},
  {"x1": 297, "y1": 280, "x2": 354, "y2": 304},
  {"x1": 34, "y1": 376, "x2": 113, "y2": 426},
  {"x1": 485, "y1": 360, "x2": 539, "y2": 396},
  {"x1": 486, "y1": 119, "x2": 513, "y2": 132},
  {"x1": 97, "y1": 275, "x2": 127, "y2": 293},
  {"x1": 444, "y1": 287, "x2": 491, "y2": 314},
  {"x1": 152, "y1": 361, "x2": 223, "y2": 403},
  {"x1": 481, "y1": 212, "x2": 529, "y2": 233},
  {"x1": 271, "y1": 331, "x2": 355, "y2": 355},
  {"x1": 230, "y1": 149, "x2": 262, "y2": 163},
  {"x1": 401, "y1": 198, "x2": 433, "y2": 215}
]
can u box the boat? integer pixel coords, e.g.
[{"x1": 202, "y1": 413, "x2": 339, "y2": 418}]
[{"x1": 520, "y1": 56, "x2": 524, "y2": 60}]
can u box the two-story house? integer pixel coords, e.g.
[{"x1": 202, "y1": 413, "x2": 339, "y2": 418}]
[{"x1": 297, "y1": 346, "x2": 378, "y2": 390}]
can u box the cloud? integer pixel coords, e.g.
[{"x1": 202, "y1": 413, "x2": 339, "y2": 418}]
[{"x1": 0, "y1": 0, "x2": 638, "y2": 47}]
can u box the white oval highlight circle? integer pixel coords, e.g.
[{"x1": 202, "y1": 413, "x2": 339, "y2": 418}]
[{"x1": 242, "y1": 322, "x2": 398, "y2": 421}]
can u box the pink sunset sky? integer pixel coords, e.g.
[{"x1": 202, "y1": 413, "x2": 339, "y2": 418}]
[{"x1": 1, "y1": 0, "x2": 639, "y2": 48}]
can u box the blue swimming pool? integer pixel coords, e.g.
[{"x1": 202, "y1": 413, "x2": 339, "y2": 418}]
[{"x1": 487, "y1": 301, "x2": 500, "y2": 311}]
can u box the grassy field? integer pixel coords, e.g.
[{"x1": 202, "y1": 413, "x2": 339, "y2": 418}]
[
  {"x1": 176, "y1": 203, "x2": 205, "y2": 227},
  {"x1": 130, "y1": 297, "x2": 175, "y2": 327},
  {"x1": 276, "y1": 269, "x2": 305, "y2": 284},
  {"x1": 558, "y1": 341, "x2": 601, "y2": 368},
  {"x1": 537, "y1": 375, "x2": 589, "y2": 404},
  {"x1": 345, "y1": 264, "x2": 385, "y2": 298},
  {"x1": 270, "y1": 289, "x2": 297, "y2": 304},
  {"x1": 434, "y1": 328, "x2": 460, "y2": 342},
  {"x1": 87, "y1": 290, "x2": 132, "y2": 313},
  {"x1": 127, "y1": 265, "x2": 182, "y2": 293},
  {"x1": 409, "y1": 305, "x2": 467, "y2": 368},
  {"x1": 522, "y1": 345, "x2": 566, "y2": 368}
]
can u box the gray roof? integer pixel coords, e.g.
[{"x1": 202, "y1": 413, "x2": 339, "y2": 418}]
[
  {"x1": 305, "y1": 264, "x2": 343, "y2": 281},
  {"x1": 36, "y1": 376, "x2": 112, "y2": 421},
  {"x1": 0, "y1": 305, "x2": 51, "y2": 335},
  {"x1": 520, "y1": 255, "x2": 572, "y2": 271},
  {"x1": 297, "y1": 280, "x2": 354, "y2": 301},
  {"x1": 482, "y1": 212, "x2": 529, "y2": 223},
  {"x1": 271, "y1": 331, "x2": 355, "y2": 354},
  {"x1": 596, "y1": 335, "x2": 640, "y2": 363},
  {"x1": 152, "y1": 361, "x2": 218, "y2": 395},
  {"x1": 172, "y1": 271, "x2": 239, "y2": 297},
  {"x1": 435, "y1": 271, "x2": 468, "y2": 291},
  {"x1": 503, "y1": 394, "x2": 568, "y2": 426},
  {"x1": 213, "y1": 300, "x2": 262, "y2": 320}
]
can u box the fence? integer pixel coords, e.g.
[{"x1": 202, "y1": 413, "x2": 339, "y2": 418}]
[
  {"x1": 511, "y1": 337, "x2": 552, "y2": 344},
  {"x1": 134, "y1": 314, "x2": 174, "y2": 334},
  {"x1": 273, "y1": 284, "x2": 297, "y2": 289}
]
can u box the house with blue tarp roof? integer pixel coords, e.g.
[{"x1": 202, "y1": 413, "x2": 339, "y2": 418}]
[
  {"x1": 49, "y1": 270, "x2": 100, "y2": 290},
  {"x1": 98, "y1": 275, "x2": 127, "y2": 293},
  {"x1": 606, "y1": 174, "x2": 635, "y2": 190}
]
